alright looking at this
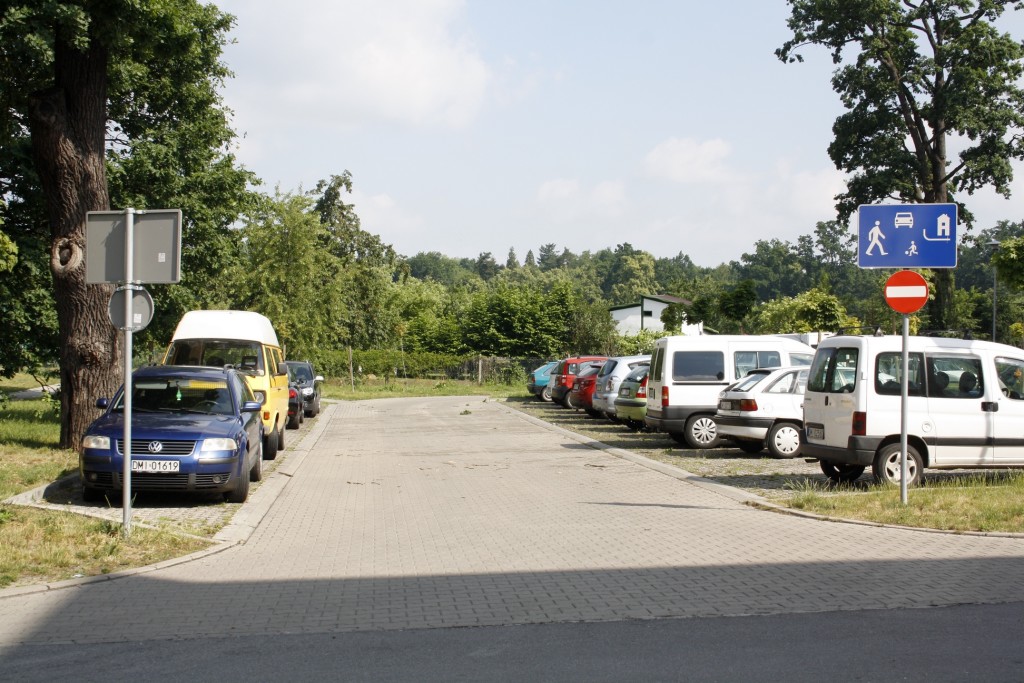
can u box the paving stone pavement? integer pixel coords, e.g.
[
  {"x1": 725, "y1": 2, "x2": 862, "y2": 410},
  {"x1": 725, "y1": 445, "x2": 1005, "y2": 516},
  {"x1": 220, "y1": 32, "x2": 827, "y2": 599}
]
[{"x1": 2, "y1": 395, "x2": 1024, "y2": 648}]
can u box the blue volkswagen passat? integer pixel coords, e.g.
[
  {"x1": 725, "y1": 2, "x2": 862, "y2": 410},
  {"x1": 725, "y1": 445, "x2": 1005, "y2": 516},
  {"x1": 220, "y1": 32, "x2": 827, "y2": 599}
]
[{"x1": 80, "y1": 365, "x2": 264, "y2": 503}]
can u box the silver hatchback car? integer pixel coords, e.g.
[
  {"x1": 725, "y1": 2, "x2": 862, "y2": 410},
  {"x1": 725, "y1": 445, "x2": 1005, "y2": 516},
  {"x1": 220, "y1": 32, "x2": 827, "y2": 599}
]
[{"x1": 591, "y1": 355, "x2": 650, "y2": 420}]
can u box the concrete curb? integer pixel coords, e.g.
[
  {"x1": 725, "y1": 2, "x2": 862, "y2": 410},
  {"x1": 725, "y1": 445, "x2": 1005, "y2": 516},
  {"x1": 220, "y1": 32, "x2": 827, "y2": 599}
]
[{"x1": 0, "y1": 402, "x2": 337, "y2": 599}]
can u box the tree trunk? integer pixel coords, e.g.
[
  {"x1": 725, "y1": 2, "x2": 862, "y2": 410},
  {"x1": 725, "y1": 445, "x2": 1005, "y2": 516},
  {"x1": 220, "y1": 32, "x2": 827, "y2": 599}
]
[{"x1": 28, "y1": 36, "x2": 122, "y2": 452}]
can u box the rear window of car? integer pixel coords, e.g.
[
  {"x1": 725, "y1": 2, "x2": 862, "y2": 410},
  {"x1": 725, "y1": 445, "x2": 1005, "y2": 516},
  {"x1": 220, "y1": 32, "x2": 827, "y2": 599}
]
[
  {"x1": 732, "y1": 372, "x2": 770, "y2": 392},
  {"x1": 598, "y1": 360, "x2": 617, "y2": 377},
  {"x1": 625, "y1": 365, "x2": 649, "y2": 382},
  {"x1": 808, "y1": 347, "x2": 859, "y2": 393}
]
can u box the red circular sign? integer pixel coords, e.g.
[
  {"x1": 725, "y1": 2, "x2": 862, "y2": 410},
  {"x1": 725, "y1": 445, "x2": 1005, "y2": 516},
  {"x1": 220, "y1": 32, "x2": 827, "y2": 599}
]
[{"x1": 884, "y1": 270, "x2": 929, "y2": 314}]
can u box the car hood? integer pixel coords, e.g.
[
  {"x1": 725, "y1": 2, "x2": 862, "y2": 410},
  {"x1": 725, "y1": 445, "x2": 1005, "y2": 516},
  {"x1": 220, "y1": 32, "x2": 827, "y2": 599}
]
[{"x1": 86, "y1": 412, "x2": 242, "y2": 441}]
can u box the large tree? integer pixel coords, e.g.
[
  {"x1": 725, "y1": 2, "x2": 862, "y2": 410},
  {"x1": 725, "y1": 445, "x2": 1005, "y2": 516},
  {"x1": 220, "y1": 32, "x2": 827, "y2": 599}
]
[
  {"x1": 778, "y1": 0, "x2": 1024, "y2": 328},
  {"x1": 0, "y1": 1, "x2": 241, "y2": 449}
]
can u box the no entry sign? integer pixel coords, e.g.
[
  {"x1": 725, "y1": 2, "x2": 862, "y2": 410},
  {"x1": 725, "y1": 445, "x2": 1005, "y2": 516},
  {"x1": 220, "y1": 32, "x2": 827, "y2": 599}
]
[{"x1": 884, "y1": 270, "x2": 929, "y2": 314}]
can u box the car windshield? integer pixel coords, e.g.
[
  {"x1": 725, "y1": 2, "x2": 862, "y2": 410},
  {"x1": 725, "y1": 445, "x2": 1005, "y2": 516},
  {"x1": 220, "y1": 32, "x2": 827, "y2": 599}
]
[
  {"x1": 116, "y1": 377, "x2": 233, "y2": 415},
  {"x1": 289, "y1": 364, "x2": 314, "y2": 382},
  {"x1": 167, "y1": 339, "x2": 262, "y2": 373}
]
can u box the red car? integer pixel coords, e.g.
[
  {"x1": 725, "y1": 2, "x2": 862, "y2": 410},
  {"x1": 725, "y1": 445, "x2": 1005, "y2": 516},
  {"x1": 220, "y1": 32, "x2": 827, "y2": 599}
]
[
  {"x1": 551, "y1": 356, "x2": 607, "y2": 407},
  {"x1": 568, "y1": 363, "x2": 605, "y2": 416}
]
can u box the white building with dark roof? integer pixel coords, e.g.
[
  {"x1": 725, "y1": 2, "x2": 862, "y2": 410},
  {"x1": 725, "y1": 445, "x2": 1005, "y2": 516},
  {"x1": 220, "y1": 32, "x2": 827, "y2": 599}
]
[{"x1": 610, "y1": 294, "x2": 703, "y2": 335}]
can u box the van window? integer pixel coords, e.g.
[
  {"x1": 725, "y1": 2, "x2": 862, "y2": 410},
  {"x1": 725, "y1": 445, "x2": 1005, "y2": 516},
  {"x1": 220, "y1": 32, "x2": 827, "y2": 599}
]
[
  {"x1": 995, "y1": 358, "x2": 1024, "y2": 399},
  {"x1": 672, "y1": 351, "x2": 724, "y2": 382},
  {"x1": 807, "y1": 347, "x2": 859, "y2": 393},
  {"x1": 651, "y1": 347, "x2": 665, "y2": 382},
  {"x1": 926, "y1": 356, "x2": 983, "y2": 398},
  {"x1": 167, "y1": 340, "x2": 262, "y2": 371},
  {"x1": 790, "y1": 353, "x2": 813, "y2": 366},
  {"x1": 875, "y1": 352, "x2": 925, "y2": 396},
  {"x1": 734, "y1": 351, "x2": 781, "y2": 378}
]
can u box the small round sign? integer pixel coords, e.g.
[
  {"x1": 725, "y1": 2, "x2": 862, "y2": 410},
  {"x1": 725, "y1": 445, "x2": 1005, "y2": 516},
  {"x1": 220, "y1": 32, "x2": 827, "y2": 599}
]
[
  {"x1": 884, "y1": 270, "x2": 929, "y2": 314},
  {"x1": 108, "y1": 285, "x2": 154, "y2": 331}
]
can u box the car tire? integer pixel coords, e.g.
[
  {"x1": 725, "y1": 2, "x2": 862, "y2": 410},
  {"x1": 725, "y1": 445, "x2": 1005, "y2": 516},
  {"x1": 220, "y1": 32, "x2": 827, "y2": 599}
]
[
  {"x1": 683, "y1": 414, "x2": 720, "y2": 449},
  {"x1": 225, "y1": 468, "x2": 250, "y2": 504},
  {"x1": 277, "y1": 422, "x2": 286, "y2": 451},
  {"x1": 819, "y1": 460, "x2": 865, "y2": 483},
  {"x1": 872, "y1": 443, "x2": 923, "y2": 487},
  {"x1": 767, "y1": 422, "x2": 802, "y2": 459},
  {"x1": 541, "y1": 385, "x2": 553, "y2": 402},
  {"x1": 735, "y1": 439, "x2": 764, "y2": 454},
  {"x1": 249, "y1": 440, "x2": 264, "y2": 482},
  {"x1": 308, "y1": 397, "x2": 320, "y2": 418},
  {"x1": 287, "y1": 409, "x2": 300, "y2": 430},
  {"x1": 263, "y1": 428, "x2": 279, "y2": 461}
]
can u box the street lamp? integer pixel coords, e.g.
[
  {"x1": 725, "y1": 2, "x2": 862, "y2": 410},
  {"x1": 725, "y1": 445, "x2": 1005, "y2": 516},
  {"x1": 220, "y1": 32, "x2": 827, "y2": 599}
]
[{"x1": 989, "y1": 239, "x2": 1000, "y2": 342}]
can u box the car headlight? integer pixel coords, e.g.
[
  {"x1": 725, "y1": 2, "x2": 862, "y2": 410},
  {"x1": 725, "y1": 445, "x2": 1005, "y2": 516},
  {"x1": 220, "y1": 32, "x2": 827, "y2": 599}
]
[
  {"x1": 301, "y1": 387, "x2": 314, "y2": 396},
  {"x1": 200, "y1": 438, "x2": 239, "y2": 454},
  {"x1": 82, "y1": 435, "x2": 110, "y2": 450},
  {"x1": 252, "y1": 391, "x2": 266, "y2": 404}
]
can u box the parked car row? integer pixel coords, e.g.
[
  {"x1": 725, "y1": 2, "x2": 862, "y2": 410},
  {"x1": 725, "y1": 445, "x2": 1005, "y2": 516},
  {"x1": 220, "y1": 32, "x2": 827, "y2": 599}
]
[
  {"x1": 531, "y1": 332, "x2": 1024, "y2": 488},
  {"x1": 81, "y1": 310, "x2": 325, "y2": 504}
]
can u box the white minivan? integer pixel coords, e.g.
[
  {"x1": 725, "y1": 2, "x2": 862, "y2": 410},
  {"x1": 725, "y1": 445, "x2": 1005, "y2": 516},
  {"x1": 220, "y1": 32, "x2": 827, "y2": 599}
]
[
  {"x1": 802, "y1": 334, "x2": 1024, "y2": 486},
  {"x1": 645, "y1": 335, "x2": 814, "y2": 448}
]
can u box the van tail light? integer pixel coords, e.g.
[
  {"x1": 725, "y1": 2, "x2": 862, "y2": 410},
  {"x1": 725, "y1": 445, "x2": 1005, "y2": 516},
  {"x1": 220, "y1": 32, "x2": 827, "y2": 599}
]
[
  {"x1": 662, "y1": 385, "x2": 669, "y2": 408},
  {"x1": 739, "y1": 399, "x2": 758, "y2": 412},
  {"x1": 637, "y1": 378, "x2": 648, "y2": 398},
  {"x1": 852, "y1": 411, "x2": 867, "y2": 436}
]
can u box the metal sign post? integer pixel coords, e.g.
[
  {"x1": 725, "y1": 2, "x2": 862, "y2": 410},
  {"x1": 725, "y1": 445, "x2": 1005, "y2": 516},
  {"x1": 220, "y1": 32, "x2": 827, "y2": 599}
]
[
  {"x1": 883, "y1": 270, "x2": 929, "y2": 504},
  {"x1": 122, "y1": 209, "x2": 135, "y2": 535},
  {"x1": 86, "y1": 207, "x2": 181, "y2": 537}
]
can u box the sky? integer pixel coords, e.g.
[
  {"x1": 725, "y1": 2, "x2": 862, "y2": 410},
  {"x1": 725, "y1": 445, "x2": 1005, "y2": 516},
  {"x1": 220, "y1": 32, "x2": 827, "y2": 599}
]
[{"x1": 216, "y1": 0, "x2": 1024, "y2": 268}]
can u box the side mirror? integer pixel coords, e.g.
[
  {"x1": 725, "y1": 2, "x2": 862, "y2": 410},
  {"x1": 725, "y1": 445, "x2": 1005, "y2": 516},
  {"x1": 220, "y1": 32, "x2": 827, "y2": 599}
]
[
  {"x1": 315, "y1": 375, "x2": 324, "y2": 383},
  {"x1": 241, "y1": 400, "x2": 262, "y2": 413},
  {"x1": 277, "y1": 362, "x2": 288, "y2": 376},
  {"x1": 96, "y1": 398, "x2": 109, "y2": 409}
]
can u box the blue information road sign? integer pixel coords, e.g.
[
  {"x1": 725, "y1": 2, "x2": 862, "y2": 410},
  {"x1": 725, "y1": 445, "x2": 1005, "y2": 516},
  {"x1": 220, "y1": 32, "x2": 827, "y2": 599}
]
[{"x1": 857, "y1": 203, "x2": 958, "y2": 269}]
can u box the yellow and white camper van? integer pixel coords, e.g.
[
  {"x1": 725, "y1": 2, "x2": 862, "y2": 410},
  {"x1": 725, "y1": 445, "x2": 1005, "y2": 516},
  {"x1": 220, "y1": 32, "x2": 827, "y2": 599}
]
[{"x1": 163, "y1": 310, "x2": 290, "y2": 459}]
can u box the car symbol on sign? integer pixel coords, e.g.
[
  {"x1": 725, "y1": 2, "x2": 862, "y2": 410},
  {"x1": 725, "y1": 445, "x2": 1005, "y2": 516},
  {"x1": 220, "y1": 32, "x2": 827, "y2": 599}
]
[{"x1": 894, "y1": 212, "x2": 914, "y2": 228}]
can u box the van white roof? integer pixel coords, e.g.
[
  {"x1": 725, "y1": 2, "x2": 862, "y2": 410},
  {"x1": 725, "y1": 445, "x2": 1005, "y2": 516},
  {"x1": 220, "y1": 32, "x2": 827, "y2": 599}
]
[{"x1": 171, "y1": 310, "x2": 280, "y2": 346}]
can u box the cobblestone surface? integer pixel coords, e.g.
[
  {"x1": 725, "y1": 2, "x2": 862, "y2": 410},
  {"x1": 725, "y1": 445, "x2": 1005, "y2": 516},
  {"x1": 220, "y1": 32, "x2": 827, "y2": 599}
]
[
  {"x1": 505, "y1": 397, "x2": 827, "y2": 500},
  {"x1": 2, "y1": 395, "x2": 1024, "y2": 649},
  {"x1": 505, "y1": 396, "x2": 1015, "y2": 499}
]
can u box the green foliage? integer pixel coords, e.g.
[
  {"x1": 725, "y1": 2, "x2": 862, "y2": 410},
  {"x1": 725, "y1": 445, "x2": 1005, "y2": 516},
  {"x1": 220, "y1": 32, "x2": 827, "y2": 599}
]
[
  {"x1": 778, "y1": 0, "x2": 1024, "y2": 328},
  {"x1": 753, "y1": 288, "x2": 849, "y2": 334}
]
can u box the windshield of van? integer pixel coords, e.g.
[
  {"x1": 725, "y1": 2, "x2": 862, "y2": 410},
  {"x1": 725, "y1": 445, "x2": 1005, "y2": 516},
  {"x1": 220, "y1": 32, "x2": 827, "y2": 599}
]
[{"x1": 167, "y1": 340, "x2": 263, "y2": 373}]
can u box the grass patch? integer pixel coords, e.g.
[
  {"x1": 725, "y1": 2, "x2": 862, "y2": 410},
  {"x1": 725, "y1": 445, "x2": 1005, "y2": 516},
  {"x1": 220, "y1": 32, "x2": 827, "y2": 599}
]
[
  {"x1": 0, "y1": 400, "x2": 73, "y2": 499},
  {"x1": 0, "y1": 396, "x2": 212, "y2": 588},
  {"x1": 322, "y1": 376, "x2": 530, "y2": 401},
  {"x1": 783, "y1": 472, "x2": 1024, "y2": 533},
  {"x1": 0, "y1": 506, "x2": 209, "y2": 588}
]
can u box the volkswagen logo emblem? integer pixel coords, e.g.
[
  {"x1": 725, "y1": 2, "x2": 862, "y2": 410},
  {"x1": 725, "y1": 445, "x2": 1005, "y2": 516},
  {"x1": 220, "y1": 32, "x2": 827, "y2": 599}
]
[{"x1": 147, "y1": 441, "x2": 163, "y2": 454}]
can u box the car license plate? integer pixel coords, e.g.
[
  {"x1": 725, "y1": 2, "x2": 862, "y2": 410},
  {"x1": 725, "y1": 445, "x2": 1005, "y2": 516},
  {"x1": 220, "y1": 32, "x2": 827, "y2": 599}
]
[
  {"x1": 806, "y1": 425, "x2": 825, "y2": 441},
  {"x1": 619, "y1": 387, "x2": 630, "y2": 397},
  {"x1": 131, "y1": 459, "x2": 179, "y2": 473}
]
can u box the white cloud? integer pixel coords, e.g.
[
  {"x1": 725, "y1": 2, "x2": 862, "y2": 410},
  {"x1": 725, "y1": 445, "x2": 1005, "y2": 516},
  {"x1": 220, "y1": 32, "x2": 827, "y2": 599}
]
[
  {"x1": 222, "y1": 0, "x2": 490, "y2": 131},
  {"x1": 537, "y1": 178, "x2": 580, "y2": 201},
  {"x1": 644, "y1": 137, "x2": 735, "y2": 184},
  {"x1": 350, "y1": 190, "x2": 424, "y2": 248}
]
